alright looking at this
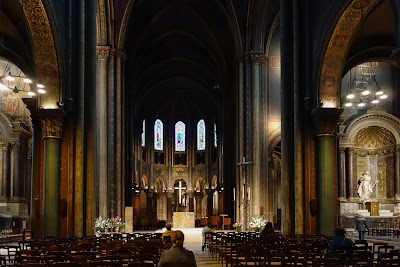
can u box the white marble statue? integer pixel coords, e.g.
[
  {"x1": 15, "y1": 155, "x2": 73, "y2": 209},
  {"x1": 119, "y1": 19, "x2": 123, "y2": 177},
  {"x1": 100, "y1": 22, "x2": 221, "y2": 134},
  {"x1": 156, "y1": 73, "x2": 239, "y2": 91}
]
[{"x1": 357, "y1": 171, "x2": 377, "y2": 202}]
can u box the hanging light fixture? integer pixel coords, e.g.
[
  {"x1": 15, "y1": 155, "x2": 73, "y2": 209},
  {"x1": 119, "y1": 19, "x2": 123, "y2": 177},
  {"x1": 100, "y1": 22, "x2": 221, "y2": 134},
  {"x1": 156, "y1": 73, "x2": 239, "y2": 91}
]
[
  {"x1": 0, "y1": 61, "x2": 46, "y2": 96},
  {"x1": 343, "y1": 62, "x2": 387, "y2": 109}
]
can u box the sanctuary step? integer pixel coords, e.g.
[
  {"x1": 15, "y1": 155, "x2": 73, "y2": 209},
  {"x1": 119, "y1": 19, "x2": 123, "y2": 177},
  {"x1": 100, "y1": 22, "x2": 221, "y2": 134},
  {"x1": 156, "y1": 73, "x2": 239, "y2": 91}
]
[
  {"x1": 357, "y1": 210, "x2": 370, "y2": 217},
  {"x1": 379, "y1": 210, "x2": 394, "y2": 216}
]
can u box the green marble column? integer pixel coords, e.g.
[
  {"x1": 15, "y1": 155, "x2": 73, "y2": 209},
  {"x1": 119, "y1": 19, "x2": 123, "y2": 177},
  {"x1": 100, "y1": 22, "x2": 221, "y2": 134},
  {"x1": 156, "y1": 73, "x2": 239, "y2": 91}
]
[
  {"x1": 41, "y1": 116, "x2": 63, "y2": 237},
  {"x1": 311, "y1": 107, "x2": 342, "y2": 236}
]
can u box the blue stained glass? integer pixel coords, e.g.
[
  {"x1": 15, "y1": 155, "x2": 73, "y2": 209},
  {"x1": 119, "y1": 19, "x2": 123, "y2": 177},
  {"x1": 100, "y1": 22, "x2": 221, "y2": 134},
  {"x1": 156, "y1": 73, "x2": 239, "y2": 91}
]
[
  {"x1": 197, "y1": 119, "x2": 206, "y2": 150},
  {"x1": 154, "y1": 119, "x2": 163, "y2": 151},
  {"x1": 175, "y1": 121, "x2": 185, "y2": 152},
  {"x1": 214, "y1": 123, "x2": 217, "y2": 148},
  {"x1": 141, "y1": 120, "x2": 145, "y2": 147}
]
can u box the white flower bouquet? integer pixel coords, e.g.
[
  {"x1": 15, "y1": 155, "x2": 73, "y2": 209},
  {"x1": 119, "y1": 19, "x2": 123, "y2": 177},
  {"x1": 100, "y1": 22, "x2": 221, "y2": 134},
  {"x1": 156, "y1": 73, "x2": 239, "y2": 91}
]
[{"x1": 249, "y1": 216, "x2": 267, "y2": 231}]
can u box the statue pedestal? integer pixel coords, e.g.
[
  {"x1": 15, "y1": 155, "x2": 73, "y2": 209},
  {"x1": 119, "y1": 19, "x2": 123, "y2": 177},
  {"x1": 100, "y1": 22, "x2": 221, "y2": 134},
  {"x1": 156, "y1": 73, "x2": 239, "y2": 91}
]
[{"x1": 366, "y1": 201, "x2": 379, "y2": 216}]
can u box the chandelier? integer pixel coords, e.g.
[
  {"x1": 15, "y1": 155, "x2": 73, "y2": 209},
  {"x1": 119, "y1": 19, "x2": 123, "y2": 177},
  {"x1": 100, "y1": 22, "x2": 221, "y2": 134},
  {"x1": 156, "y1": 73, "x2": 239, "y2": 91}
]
[
  {"x1": 342, "y1": 62, "x2": 387, "y2": 109},
  {"x1": 0, "y1": 61, "x2": 46, "y2": 96}
]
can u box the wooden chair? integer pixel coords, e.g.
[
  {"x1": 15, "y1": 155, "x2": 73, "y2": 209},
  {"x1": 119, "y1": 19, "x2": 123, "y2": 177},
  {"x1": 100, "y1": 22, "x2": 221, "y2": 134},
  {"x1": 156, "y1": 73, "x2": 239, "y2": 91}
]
[{"x1": 210, "y1": 215, "x2": 219, "y2": 229}]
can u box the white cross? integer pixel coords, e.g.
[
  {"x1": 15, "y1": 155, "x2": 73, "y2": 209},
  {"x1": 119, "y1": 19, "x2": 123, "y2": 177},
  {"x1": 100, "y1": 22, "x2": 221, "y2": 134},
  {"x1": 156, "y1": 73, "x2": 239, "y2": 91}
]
[
  {"x1": 237, "y1": 156, "x2": 252, "y2": 166},
  {"x1": 174, "y1": 181, "x2": 187, "y2": 204}
]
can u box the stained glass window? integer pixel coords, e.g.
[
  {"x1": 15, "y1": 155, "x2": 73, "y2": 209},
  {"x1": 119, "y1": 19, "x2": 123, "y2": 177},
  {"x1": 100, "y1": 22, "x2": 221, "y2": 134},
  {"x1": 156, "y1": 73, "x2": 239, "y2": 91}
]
[
  {"x1": 197, "y1": 119, "x2": 206, "y2": 150},
  {"x1": 175, "y1": 121, "x2": 186, "y2": 152},
  {"x1": 214, "y1": 123, "x2": 217, "y2": 148},
  {"x1": 154, "y1": 119, "x2": 163, "y2": 151},
  {"x1": 141, "y1": 120, "x2": 145, "y2": 147}
]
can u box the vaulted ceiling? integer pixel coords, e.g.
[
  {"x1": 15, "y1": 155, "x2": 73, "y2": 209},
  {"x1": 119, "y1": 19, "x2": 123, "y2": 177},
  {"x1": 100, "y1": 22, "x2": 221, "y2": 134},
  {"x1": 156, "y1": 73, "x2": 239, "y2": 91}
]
[{"x1": 124, "y1": 0, "x2": 237, "y2": 122}]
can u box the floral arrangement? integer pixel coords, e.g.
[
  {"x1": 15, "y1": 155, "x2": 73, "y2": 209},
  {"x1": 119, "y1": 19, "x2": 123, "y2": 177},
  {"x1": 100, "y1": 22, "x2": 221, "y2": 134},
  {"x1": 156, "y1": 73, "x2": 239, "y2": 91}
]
[
  {"x1": 95, "y1": 216, "x2": 126, "y2": 232},
  {"x1": 249, "y1": 216, "x2": 267, "y2": 231},
  {"x1": 95, "y1": 216, "x2": 109, "y2": 232},
  {"x1": 232, "y1": 222, "x2": 242, "y2": 228},
  {"x1": 112, "y1": 216, "x2": 126, "y2": 229}
]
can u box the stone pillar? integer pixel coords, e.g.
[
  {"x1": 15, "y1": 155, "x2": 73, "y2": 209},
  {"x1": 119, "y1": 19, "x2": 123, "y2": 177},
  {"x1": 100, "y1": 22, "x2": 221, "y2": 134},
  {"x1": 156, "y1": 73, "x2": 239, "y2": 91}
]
[
  {"x1": 339, "y1": 147, "x2": 346, "y2": 200},
  {"x1": 0, "y1": 143, "x2": 10, "y2": 199},
  {"x1": 395, "y1": 147, "x2": 400, "y2": 199},
  {"x1": 195, "y1": 192, "x2": 204, "y2": 219},
  {"x1": 206, "y1": 189, "x2": 214, "y2": 216},
  {"x1": 96, "y1": 47, "x2": 109, "y2": 218},
  {"x1": 166, "y1": 191, "x2": 173, "y2": 222},
  {"x1": 311, "y1": 107, "x2": 343, "y2": 236},
  {"x1": 187, "y1": 190, "x2": 194, "y2": 212},
  {"x1": 146, "y1": 190, "x2": 156, "y2": 223},
  {"x1": 133, "y1": 191, "x2": 141, "y2": 227},
  {"x1": 348, "y1": 148, "x2": 355, "y2": 200},
  {"x1": 41, "y1": 116, "x2": 63, "y2": 237},
  {"x1": 11, "y1": 143, "x2": 21, "y2": 199}
]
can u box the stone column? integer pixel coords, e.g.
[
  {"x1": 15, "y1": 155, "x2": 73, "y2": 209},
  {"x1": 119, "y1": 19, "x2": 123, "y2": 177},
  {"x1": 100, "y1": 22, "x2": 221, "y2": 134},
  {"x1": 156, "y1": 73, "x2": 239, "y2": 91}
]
[
  {"x1": 348, "y1": 148, "x2": 355, "y2": 200},
  {"x1": 96, "y1": 47, "x2": 109, "y2": 218},
  {"x1": 311, "y1": 107, "x2": 343, "y2": 236},
  {"x1": 206, "y1": 189, "x2": 214, "y2": 216},
  {"x1": 0, "y1": 143, "x2": 10, "y2": 199},
  {"x1": 338, "y1": 147, "x2": 346, "y2": 200},
  {"x1": 166, "y1": 190, "x2": 173, "y2": 222},
  {"x1": 187, "y1": 190, "x2": 194, "y2": 212},
  {"x1": 133, "y1": 191, "x2": 141, "y2": 227},
  {"x1": 195, "y1": 192, "x2": 204, "y2": 219},
  {"x1": 11, "y1": 143, "x2": 21, "y2": 199},
  {"x1": 395, "y1": 147, "x2": 400, "y2": 199},
  {"x1": 41, "y1": 116, "x2": 63, "y2": 237}
]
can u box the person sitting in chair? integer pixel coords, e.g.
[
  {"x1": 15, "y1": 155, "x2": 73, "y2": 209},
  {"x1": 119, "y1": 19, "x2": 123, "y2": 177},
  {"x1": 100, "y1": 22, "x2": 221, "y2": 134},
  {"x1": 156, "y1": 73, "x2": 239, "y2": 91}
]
[
  {"x1": 158, "y1": 230, "x2": 197, "y2": 267},
  {"x1": 162, "y1": 223, "x2": 174, "y2": 249}
]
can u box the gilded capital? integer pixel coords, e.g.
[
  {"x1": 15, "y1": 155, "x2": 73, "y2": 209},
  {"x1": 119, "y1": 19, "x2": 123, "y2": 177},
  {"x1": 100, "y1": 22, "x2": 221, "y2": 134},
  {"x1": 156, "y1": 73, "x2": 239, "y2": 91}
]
[
  {"x1": 41, "y1": 117, "x2": 63, "y2": 138},
  {"x1": 0, "y1": 143, "x2": 9, "y2": 150},
  {"x1": 311, "y1": 107, "x2": 343, "y2": 136}
]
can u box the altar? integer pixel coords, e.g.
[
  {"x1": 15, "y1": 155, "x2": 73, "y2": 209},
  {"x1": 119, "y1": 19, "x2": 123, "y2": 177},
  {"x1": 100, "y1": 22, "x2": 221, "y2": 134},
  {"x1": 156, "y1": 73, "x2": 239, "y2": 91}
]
[{"x1": 173, "y1": 212, "x2": 195, "y2": 228}]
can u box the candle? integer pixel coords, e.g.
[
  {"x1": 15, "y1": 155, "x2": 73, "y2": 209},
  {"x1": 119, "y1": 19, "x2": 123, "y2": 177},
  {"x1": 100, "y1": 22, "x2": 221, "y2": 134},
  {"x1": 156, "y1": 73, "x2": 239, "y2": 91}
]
[{"x1": 233, "y1": 188, "x2": 236, "y2": 201}]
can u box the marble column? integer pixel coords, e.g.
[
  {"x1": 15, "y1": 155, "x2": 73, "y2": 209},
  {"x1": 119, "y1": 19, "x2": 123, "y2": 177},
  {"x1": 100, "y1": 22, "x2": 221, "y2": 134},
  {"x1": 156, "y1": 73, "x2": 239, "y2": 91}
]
[
  {"x1": 395, "y1": 147, "x2": 400, "y2": 200},
  {"x1": 195, "y1": 192, "x2": 204, "y2": 219},
  {"x1": 339, "y1": 147, "x2": 346, "y2": 200},
  {"x1": 187, "y1": 190, "x2": 194, "y2": 212},
  {"x1": 96, "y1": 47, "x2": 109, "y2": 218},
  {"x1": 133, "y1": 191, "x2": 141, "y2": 227},
  {"x1": 311, "y1": 107, "x2": 343, "y2": 236},
  {"x1": 41, "y1": 116, "x2": 63, "y2": 237},
  {"x1": 206, "y1": 189, "x2": 214, "y2": 216},
  {"x1": 348, "y1": 148, "x2": 355, "y2": 200},
  {"x1": 166, "y1": 191, "x2": 173, "y2": 222},
  {"x1": 11, "y1": 143, "x2": 21, "y2": 199},
  {"x1": 0, "y1": 143, "x2": 10, "y2": 199}
]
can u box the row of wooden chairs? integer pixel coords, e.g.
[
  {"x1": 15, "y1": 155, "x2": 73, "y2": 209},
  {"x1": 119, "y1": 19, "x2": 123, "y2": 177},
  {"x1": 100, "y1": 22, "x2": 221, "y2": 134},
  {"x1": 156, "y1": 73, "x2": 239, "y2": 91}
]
[
  {"x1": 3, "y1": 235, "x2": 165, "y2": 267},
  {"x1": 206, "y1": 232, "x2": 400, "y2": 266}
]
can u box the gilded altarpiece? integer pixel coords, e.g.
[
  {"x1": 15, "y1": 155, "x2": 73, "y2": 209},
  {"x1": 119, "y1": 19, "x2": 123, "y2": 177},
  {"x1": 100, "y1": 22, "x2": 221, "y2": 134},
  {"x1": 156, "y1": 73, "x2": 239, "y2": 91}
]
[{"x1": 338, "y1": 109, "x2": 400, "y2": 228}]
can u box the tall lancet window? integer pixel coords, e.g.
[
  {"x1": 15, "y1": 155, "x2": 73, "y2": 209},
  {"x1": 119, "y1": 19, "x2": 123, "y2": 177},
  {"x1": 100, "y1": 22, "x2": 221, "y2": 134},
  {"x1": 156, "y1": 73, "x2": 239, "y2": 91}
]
[
  {"x1": 154, "y1": 119, "x2": 163, "y2": 151},
  {"x1": 197, "y1": 119, "x2": 206, "y2": 151},
  {"x1": 214, "y1": 123, "x2": 217, "y2": 148},
  {"x1": 175, "y1": 121, "x2": 186, "y2": 152},
  {"x1": 141, "y1": 120, "x2": 146, "y2": 147}
]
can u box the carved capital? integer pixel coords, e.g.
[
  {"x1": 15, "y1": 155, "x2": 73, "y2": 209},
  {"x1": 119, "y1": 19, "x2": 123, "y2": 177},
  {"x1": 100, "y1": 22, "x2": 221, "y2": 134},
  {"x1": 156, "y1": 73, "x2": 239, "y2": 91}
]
[
  {"x1": 0, "y1": 143, "x2": 9, "y2": 151},
  {"x1": 311, "y1": 107, "x2": 343, "y2": 136},
  {"x1": 186, "y1": 190, "x2": 195, "y2": 198},
  {"x1": 11, "y1": 143, "x2": 20, "y2": 151},
  {"x1": 41, "y1": 117, "x2": 63, "y2": 139},
  {"x1": 96, "y1": 46, "x2": 110, "y2": 60},
  {"x1": 166, "y1": 190, "x2": 174, "y2": 198}
]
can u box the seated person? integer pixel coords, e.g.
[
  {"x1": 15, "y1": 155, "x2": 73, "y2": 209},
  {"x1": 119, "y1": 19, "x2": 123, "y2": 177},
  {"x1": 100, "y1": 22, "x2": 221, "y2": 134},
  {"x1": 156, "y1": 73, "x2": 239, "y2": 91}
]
[
  {"x1": 328, "y1": 227, "x2": 354, "y2": 255},
  {"x1": 261, "y1": 221, "x2": 275, "y2": 236},
  {"x1": 162, "y1": 223, "x2": 174, "y2": 248},
  {"x1": 202, "y1": 223, "x2": 214, "y2": 251},
  {"x1": 158, "y1": 230, "x2": 197, "y2": 267}
]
